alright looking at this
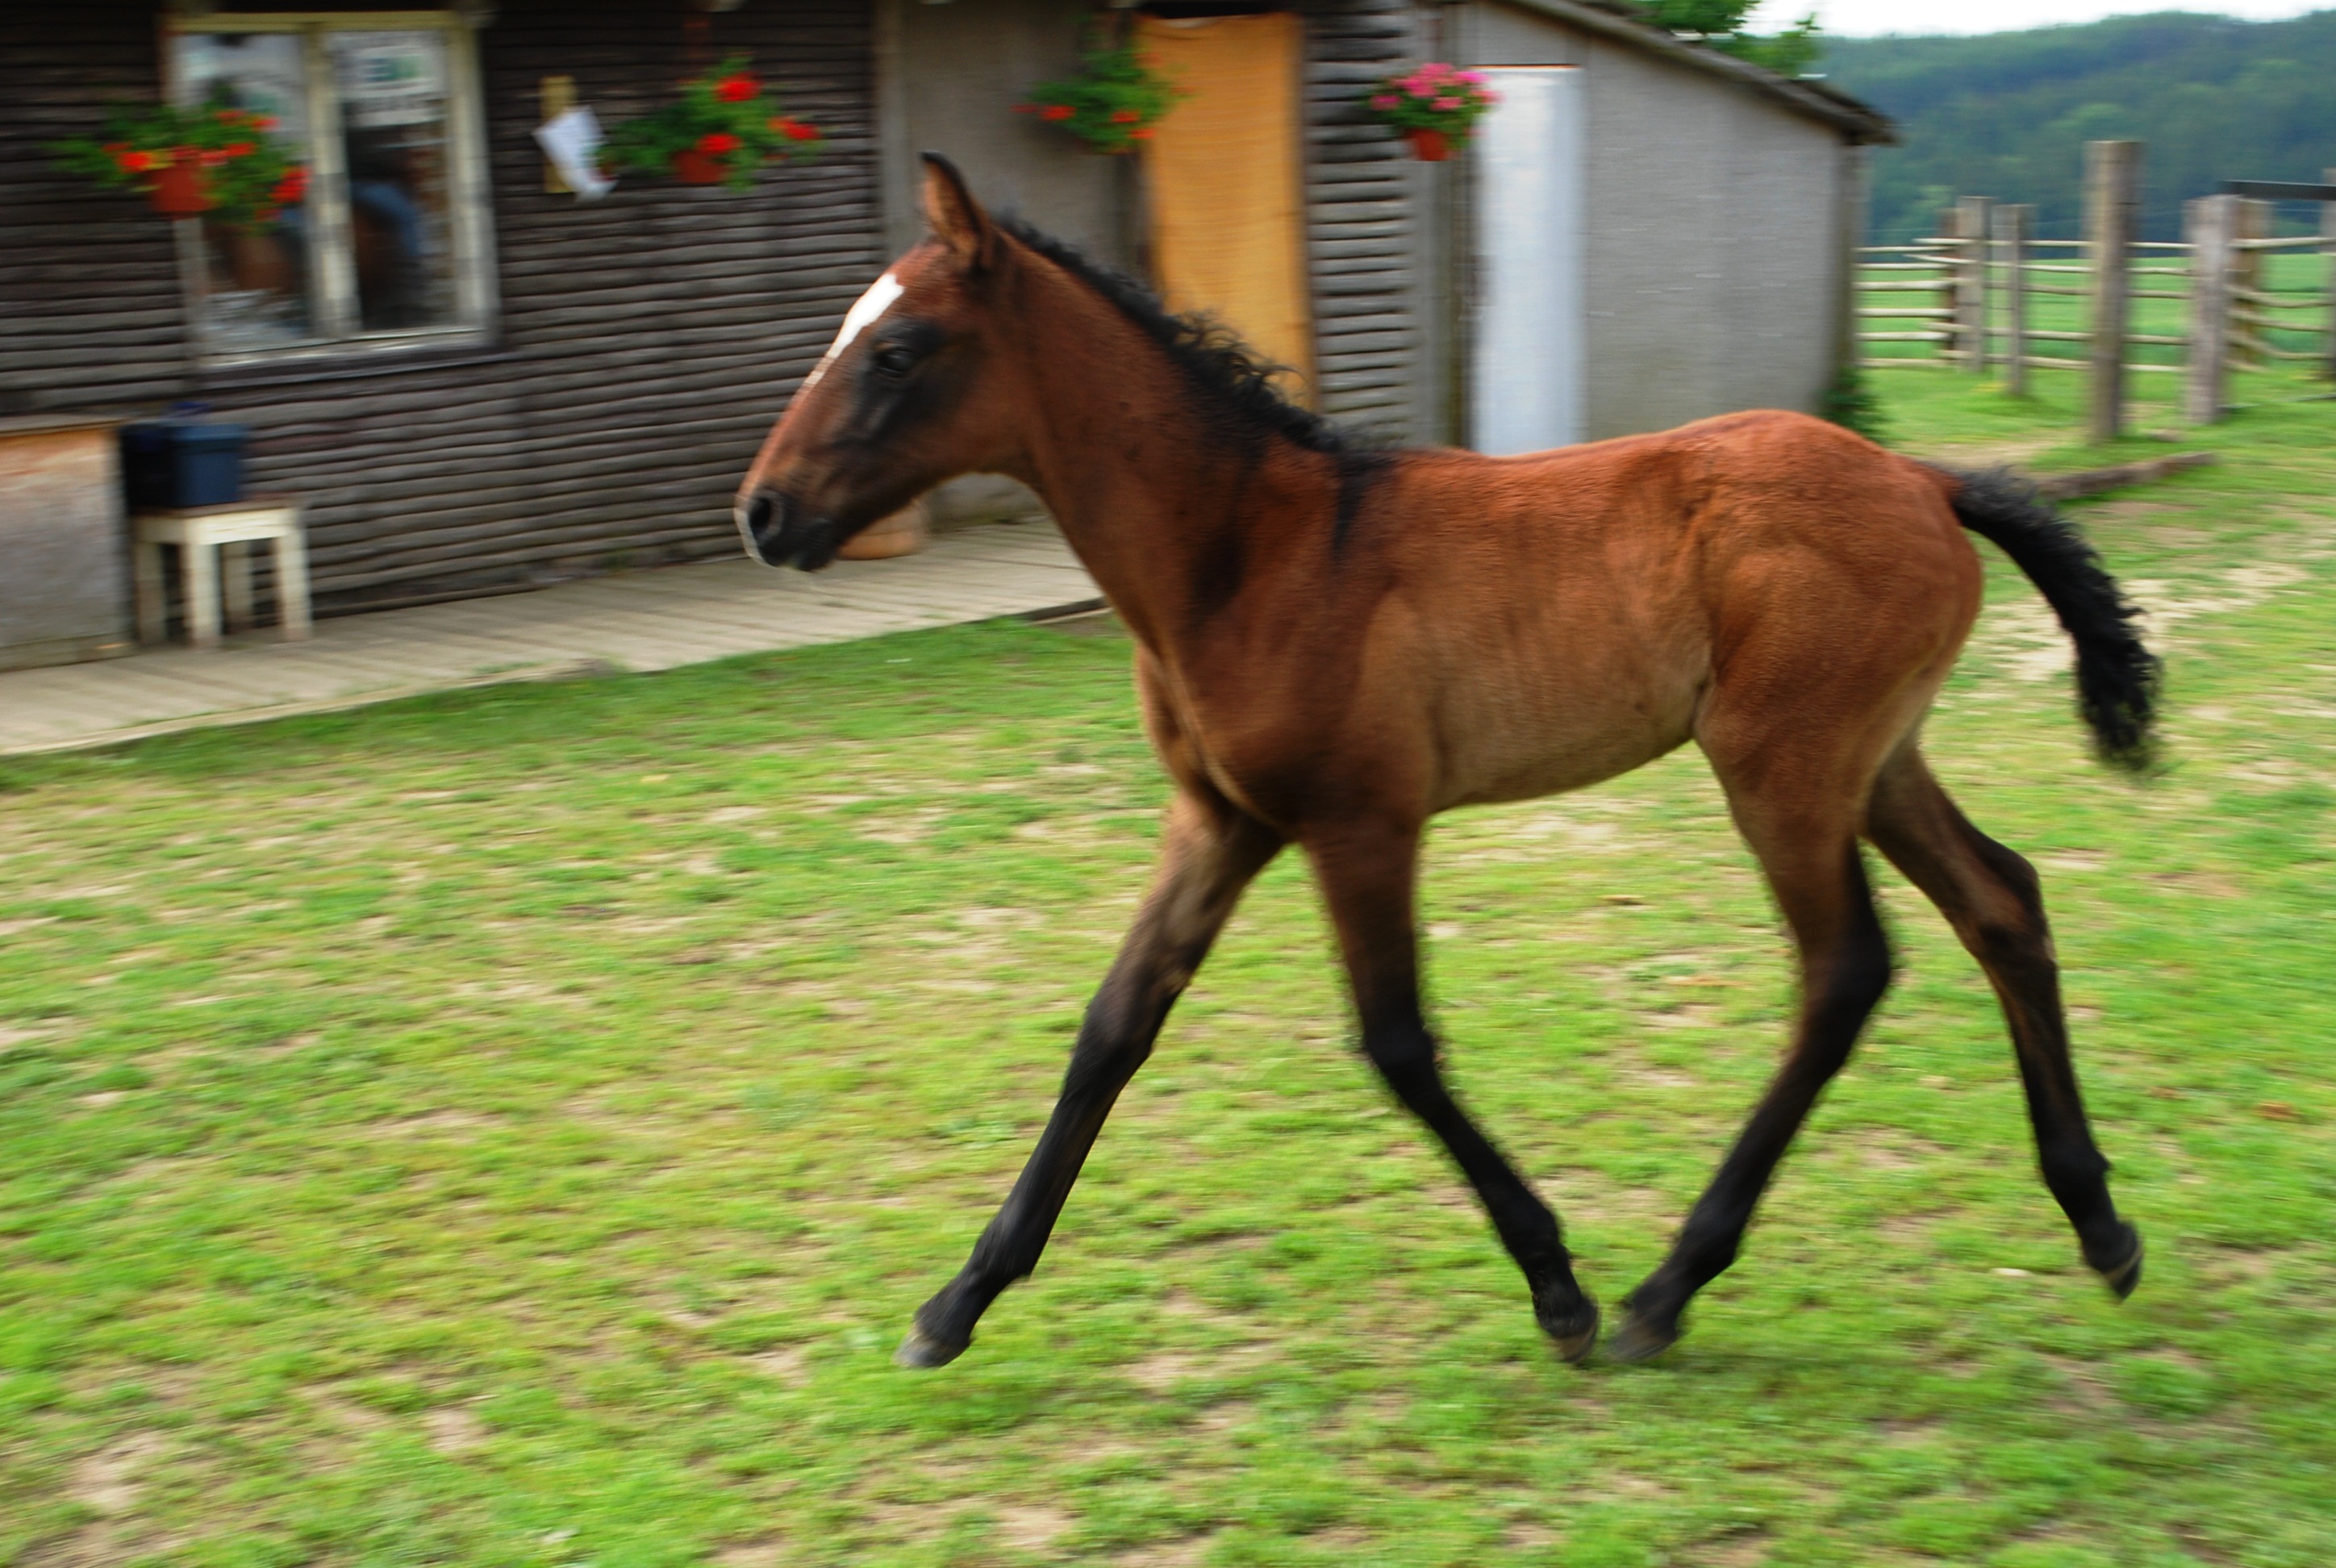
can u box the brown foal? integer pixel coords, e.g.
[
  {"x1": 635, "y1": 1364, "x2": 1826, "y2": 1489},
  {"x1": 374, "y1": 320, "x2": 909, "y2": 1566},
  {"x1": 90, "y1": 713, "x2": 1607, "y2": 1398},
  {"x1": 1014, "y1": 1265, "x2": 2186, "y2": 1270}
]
[{"x1": 737, "y1": 156, "x2": 2158, "y2": 1367}]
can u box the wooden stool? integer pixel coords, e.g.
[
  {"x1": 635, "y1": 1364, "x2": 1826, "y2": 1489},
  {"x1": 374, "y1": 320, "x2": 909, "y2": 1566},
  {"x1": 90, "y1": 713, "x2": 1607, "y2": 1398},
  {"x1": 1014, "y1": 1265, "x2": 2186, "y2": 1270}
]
[{"x1": 131, "y1": 497, "x2": 311, "y2": 650}]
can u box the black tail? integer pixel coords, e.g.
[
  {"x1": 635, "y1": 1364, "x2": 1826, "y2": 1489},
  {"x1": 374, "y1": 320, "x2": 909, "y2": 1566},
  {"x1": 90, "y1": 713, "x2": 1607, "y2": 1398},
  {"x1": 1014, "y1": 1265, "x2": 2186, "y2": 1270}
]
[{"x1": 1933, "y1": 465, "x2": 2161, "y2": 773}]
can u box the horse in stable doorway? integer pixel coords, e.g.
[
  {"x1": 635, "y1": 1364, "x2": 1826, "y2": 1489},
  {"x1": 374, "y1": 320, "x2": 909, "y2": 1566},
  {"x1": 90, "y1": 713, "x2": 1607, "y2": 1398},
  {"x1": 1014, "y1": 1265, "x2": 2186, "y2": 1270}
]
[{"x1": 736, "y1": 156, "x2": 2158, "y2": 1367}]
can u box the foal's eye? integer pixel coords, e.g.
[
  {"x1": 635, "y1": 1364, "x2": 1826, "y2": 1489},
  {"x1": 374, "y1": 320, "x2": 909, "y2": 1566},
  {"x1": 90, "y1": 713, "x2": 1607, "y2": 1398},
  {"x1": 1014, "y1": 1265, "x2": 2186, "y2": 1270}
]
[{"x1": 871, "y1": 344, "x2": 919, "y2": 378}]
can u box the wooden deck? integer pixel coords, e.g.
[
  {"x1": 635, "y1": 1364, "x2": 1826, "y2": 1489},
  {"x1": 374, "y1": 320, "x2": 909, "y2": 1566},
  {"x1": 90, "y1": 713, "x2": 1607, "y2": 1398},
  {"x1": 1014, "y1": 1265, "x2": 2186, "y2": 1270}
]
[{"x1": 0, "y1": 522, "x2": 1099, "y2": 756}]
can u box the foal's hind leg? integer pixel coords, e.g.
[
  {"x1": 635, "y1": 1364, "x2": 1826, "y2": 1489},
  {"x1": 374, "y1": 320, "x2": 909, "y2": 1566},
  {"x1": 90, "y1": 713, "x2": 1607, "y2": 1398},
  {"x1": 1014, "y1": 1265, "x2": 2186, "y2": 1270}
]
[
  {"x1": 896, "y1": 789, "x2": 1281, "y2": 1368},
  {"x1": 1608, "y1": 796, "x2": 1895, "y2": 1362},
  {"x1": 1865, "y1": 747, "x2": 2142, "y2": 1295},
  {"x1": 1308, "y1": 820, "x2": 1601, "y2": 1362}
]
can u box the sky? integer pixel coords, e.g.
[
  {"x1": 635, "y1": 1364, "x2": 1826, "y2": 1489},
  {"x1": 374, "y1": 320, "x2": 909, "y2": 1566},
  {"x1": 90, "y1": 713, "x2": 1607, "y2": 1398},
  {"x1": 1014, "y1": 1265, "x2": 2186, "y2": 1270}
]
[{"x1": 1746, "y1": 0, "x2": 2329, "y2": 35}]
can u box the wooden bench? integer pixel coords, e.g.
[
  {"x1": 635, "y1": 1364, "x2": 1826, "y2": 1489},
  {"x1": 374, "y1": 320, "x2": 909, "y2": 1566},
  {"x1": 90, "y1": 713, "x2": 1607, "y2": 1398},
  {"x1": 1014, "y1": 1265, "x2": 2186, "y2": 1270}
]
[{"x1": 131, "y1": 497, "x2": 311, "y2": 650}]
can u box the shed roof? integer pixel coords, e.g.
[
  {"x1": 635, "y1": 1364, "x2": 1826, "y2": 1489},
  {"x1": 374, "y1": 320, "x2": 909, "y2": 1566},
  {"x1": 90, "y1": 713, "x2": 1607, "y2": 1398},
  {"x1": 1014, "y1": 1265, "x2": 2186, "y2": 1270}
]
[{"x1": 1499, "y1": 0, "x2": 1898, "y2": 145}]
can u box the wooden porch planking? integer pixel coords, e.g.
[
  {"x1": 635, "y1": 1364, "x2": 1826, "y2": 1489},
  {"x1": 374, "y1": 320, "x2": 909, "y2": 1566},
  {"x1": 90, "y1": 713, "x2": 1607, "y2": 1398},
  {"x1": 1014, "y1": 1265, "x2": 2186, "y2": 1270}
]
[{"x1": 0, "y1": 522, "x2": 1099, "y2": 756}]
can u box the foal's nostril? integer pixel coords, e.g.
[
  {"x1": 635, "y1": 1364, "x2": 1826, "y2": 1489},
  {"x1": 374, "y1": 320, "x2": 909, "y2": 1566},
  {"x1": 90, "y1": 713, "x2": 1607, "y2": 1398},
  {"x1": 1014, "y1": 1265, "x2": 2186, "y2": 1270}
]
[{"x1": 746, "y1": 492, "x2": 774, "y2": 541}]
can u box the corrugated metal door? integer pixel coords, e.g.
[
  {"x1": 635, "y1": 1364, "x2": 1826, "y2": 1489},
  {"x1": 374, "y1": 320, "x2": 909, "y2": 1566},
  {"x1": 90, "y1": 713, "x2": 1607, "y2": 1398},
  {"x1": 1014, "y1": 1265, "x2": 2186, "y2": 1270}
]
[{"x1": 1470, "y1": 65, "x2": 1584, "y2": 454}]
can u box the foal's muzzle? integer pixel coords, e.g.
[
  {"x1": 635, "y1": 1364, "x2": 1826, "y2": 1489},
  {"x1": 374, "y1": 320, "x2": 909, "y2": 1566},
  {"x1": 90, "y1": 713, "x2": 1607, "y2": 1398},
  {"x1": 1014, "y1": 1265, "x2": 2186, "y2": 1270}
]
[{"x1": 737, "y1": 487, "x2": 841, "y2": 572}]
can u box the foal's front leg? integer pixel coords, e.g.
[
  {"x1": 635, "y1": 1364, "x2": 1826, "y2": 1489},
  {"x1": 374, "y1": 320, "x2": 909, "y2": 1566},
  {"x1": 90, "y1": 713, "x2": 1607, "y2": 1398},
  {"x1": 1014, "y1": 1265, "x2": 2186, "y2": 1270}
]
[
  {"x1": 1308, "y1": 823, "x2": 1600, "y2": 1362},
  {"x1": 896, "y1": 792, "x2": 1281, "y2": 1367}
]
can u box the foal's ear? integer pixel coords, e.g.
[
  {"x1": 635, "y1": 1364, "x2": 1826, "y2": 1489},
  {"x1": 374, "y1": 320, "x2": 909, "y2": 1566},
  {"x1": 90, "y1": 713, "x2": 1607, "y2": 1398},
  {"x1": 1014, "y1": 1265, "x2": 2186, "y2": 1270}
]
[{"x1": 920, "y1": 152, "x2": 999, "y2": 272}]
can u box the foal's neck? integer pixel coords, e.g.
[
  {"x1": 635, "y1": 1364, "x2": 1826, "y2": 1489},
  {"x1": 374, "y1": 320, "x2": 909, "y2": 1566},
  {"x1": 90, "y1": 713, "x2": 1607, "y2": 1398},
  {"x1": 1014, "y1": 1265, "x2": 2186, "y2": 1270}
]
[{"x1": 1006, "y1": 261, "x2": 1339, "y2": 661}]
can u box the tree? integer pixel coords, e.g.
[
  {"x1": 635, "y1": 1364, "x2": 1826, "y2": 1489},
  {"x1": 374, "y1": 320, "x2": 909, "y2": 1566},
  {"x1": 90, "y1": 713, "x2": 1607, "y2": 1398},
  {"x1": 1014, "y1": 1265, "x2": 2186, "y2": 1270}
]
[{"x1": 1635, "y1": 0, "x2": 1824, "y2": 77}]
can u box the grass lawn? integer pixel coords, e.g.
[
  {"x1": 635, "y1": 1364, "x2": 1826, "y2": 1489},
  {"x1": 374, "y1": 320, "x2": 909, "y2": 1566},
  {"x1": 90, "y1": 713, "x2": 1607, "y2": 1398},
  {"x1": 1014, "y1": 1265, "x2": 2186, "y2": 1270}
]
[{"x1": 3, "y1": 370, "x2": 2334, "y2": 1567}]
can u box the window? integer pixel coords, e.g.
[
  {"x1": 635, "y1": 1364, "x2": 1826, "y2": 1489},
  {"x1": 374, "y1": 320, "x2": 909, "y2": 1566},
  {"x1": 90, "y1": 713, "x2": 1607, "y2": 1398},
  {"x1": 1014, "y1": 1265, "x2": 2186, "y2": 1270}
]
[{"x1": 167, "y1": 13, "x2": 496, "y2": 362}]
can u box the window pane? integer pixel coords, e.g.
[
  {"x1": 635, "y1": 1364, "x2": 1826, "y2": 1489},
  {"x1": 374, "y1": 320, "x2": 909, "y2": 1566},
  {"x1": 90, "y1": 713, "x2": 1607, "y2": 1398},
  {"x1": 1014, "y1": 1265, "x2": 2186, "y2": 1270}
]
[
  {"x1": 329, "y1": 31, "x2": 461, "y2": 332},
  {"x1": 173, "y1": 32, "x2": 318, "y2": 351}
]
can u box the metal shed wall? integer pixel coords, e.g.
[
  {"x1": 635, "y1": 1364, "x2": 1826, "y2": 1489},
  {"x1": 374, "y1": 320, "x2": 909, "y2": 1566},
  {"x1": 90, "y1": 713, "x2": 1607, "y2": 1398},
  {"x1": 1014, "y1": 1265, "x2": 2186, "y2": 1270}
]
[
  {"x1": 0, "y1": 1, "x2": 886, "y2": 613},
  {"x1": 1460, "y1": 0, "x2": 1854, "y2": 442}
]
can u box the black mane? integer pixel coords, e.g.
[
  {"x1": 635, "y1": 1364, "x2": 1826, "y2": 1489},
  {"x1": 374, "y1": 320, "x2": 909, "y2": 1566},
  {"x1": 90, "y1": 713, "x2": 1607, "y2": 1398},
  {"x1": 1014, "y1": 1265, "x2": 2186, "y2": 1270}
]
[{"x1": 995, "y1": 215, "x2": 1358, "y2": 457}]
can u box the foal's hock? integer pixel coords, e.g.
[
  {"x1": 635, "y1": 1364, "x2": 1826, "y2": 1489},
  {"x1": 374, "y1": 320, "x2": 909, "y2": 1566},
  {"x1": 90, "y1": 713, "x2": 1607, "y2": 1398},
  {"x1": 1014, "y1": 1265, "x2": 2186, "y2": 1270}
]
[{"x1": 738, "y1": 155, "x2": 2159, "y2": 1368}]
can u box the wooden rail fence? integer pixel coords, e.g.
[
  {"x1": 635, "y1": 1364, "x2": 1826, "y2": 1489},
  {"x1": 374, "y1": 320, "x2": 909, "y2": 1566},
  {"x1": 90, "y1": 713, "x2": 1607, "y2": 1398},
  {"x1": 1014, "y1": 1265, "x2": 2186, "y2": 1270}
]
[{"x1": 1855, "y1": 146, "x2": 2335, "y2": 435}]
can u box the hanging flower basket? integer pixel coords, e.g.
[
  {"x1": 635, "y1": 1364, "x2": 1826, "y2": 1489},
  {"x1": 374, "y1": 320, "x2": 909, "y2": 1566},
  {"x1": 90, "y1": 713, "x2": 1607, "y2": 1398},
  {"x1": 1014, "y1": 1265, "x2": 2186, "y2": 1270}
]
[
  {"x1": 51, "y1": 98, "x2": 307, "y2": 231},
  {"x1": 1016, "y1": 34, "x2": 1184, "y2": 155},
  {"x1": 1363, "y1": 63, "x2": 1499, "y2": 158},
  {"x1": 599, "y1": 55, "x2": 825, "y2": 191}
]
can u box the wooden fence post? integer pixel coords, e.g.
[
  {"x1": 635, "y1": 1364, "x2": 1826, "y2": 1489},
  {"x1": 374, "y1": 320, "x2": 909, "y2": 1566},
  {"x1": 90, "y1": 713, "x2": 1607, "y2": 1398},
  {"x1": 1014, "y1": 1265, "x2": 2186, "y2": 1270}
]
[
  {"x1": 1996, "y1": 203, "x2": 2029, "y2": 395},
  {"x1": 1958, "y1": 194, "x2": 1994, "y2": 375},
  {"x1": 2323, "y1": 167, "x2": 2335, "y2": 382},
  {"x1": 2085, "y1": 140, "x2": 2139, "y2": 444},
  {"x1": 1933, "y1": 204, "x2": 1964, "y2": 364},
  {"x1": 2184, "y1": 194, "x2": 2235, "y2": 427},
  {"x1": 2232, "y1": 197, "x2": 2271, "y2": 369}
]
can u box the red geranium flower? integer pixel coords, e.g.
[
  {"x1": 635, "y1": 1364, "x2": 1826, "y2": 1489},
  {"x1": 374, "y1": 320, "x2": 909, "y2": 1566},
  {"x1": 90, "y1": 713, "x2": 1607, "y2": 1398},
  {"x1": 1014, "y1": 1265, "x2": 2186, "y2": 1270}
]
[
  {"x1": 1130, "y1": 127, "x2": 1154, "y2": 140},
  {"x1": 252, "y1": 115, "x2": 278, "y2": 130},
  {"x1": 1110, "y1": 110, "x2": 1140, "y2": 123},
  {"x1": 713, "y1": 74, "x2": 757, "y2": 103},
  {"x1": 784, "y1": 119, "x2": 820, "y2": 142},
  {"x1": 223, "y1": 141, "x2": 257, "y2": 158},
  {"x1": 118, "y1": 149, "x2": 158, "y2": 173},
  {"x1": 698, "y1": 131, "x2": 741, "y2": 154},
  {"x1": 1040, "y1": 103, "x2": 1074, "y2": 122}
]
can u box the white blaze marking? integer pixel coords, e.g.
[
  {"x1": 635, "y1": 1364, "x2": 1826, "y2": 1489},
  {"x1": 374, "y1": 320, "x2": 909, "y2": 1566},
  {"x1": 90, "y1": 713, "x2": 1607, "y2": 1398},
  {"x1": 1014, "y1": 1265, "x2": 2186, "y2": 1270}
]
[{"x1": 797, "y1": 270, "x2": 903, "y2": 397}]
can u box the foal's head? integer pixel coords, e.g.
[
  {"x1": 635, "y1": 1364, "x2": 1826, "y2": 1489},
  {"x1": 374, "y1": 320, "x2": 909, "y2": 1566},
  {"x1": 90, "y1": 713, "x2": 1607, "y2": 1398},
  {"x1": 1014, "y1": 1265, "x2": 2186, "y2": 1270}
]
[{"x1": 735, "y1": 155, "x2": 1028, "y2": 570}]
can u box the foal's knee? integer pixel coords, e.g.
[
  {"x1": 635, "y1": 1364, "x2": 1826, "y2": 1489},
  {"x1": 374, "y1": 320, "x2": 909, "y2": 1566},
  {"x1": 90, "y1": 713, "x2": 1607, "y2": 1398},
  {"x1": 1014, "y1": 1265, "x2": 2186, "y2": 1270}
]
[
  {"x1": 1810, "y1": 917, "x2": 1893, "y2": 1038},
  {"x1": 1060, "y1": 990, "x2": 1165, "y2": 1101},
  {"x1": 1959, "y1": 839, "x2": 2059, "y2": 979},
  {"x1": 1359, "y1": 1015, "x2": 1441, "y2": 1098},
  {"x1": 1836, "y1": 922, "x2": 1896, "y2": 1015}
]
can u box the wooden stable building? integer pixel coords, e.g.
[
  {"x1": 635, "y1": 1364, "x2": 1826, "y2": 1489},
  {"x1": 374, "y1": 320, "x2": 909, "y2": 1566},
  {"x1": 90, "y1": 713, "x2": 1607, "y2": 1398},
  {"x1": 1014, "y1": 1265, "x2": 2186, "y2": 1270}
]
[{"x1": 1, "y1": 0, "x2": 1888, "y2": 626}]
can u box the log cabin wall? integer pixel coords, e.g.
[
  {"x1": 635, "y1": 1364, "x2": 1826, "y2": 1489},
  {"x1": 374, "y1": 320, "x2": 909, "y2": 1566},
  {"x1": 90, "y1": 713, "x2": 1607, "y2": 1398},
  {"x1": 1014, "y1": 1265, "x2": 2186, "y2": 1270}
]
[{"x1": 0, "y1": 1, "x2": 885, "y2": 613}]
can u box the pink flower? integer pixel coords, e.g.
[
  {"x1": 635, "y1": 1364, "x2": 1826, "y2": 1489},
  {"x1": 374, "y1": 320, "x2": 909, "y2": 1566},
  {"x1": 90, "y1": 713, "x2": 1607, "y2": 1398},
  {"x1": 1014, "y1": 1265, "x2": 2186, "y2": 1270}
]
[
  {"x1": 1458, "y1": 70, "x2": 1488, "y2": 85},
  {"x1": 1432, "y1": 96, "x2": 1462, "y2": 111},
  {"x1": 1370, "y1": 94, "x2": 1400, "y2": 111}
]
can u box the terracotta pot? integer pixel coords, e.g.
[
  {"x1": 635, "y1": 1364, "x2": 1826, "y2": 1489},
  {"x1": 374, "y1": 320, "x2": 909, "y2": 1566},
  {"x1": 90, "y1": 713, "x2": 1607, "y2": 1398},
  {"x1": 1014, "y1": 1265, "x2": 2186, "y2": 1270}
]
[
  {"x1": 1405, "y1": 127, "x2": 1451, "y2": 162},
  {"x1": 147, "y1": 149, "x2": 215, "y2": 216},
  {"x1": 837, "y1": 498, "x2": 932, "y2": 561},
  {"x1": 670, "y1": 148, "x2": 727, "y2": 185}
]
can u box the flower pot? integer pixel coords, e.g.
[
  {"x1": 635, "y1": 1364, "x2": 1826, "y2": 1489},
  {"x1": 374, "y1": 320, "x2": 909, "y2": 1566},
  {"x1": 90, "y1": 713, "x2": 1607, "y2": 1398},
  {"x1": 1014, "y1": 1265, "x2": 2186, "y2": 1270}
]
[
  {"x1": 670, "y1": 148, "x2": 727, "y2": 185},
  {"x1": 836, "y1": 499, "x2": 932, "y2": 561},
  {"x1": 1405, "y1": 127, "x2": 1451, "y2": 162},
  {"x1": 147, "y1": 149, "x2": 215, "y2": 216}
]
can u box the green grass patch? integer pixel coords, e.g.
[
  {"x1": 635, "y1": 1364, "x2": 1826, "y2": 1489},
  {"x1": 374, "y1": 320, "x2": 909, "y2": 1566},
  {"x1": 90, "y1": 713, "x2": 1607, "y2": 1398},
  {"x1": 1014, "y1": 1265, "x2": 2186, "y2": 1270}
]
[{"x1": 2, "y1": 377, "x2": 2333, "y2": 1564}]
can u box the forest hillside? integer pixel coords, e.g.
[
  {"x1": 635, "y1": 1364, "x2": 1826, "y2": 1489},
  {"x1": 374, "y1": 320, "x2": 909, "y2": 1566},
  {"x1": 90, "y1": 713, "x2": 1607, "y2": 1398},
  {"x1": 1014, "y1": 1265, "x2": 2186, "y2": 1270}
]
[{"x1": 1819, "y1": 9, "x2": 2336, "y2": 241}]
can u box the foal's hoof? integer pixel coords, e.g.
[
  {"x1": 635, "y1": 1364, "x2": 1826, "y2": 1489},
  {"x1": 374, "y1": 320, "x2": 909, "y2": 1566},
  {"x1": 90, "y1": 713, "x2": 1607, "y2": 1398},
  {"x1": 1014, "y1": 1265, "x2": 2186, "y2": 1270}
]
[
  {"x1": 1604, "y1": 1306, "x2": 1682, "y2": 1364},
  {"x1": 894, "y1": 1323, "x2": 968, "y2": 1370},
  {"x1": 1535, "y1": 1293, "x2": 1601, "y2": 1366},
  {"x1": 2092, "y1": 1224, "x2": 2144, "y2": 1301}
]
